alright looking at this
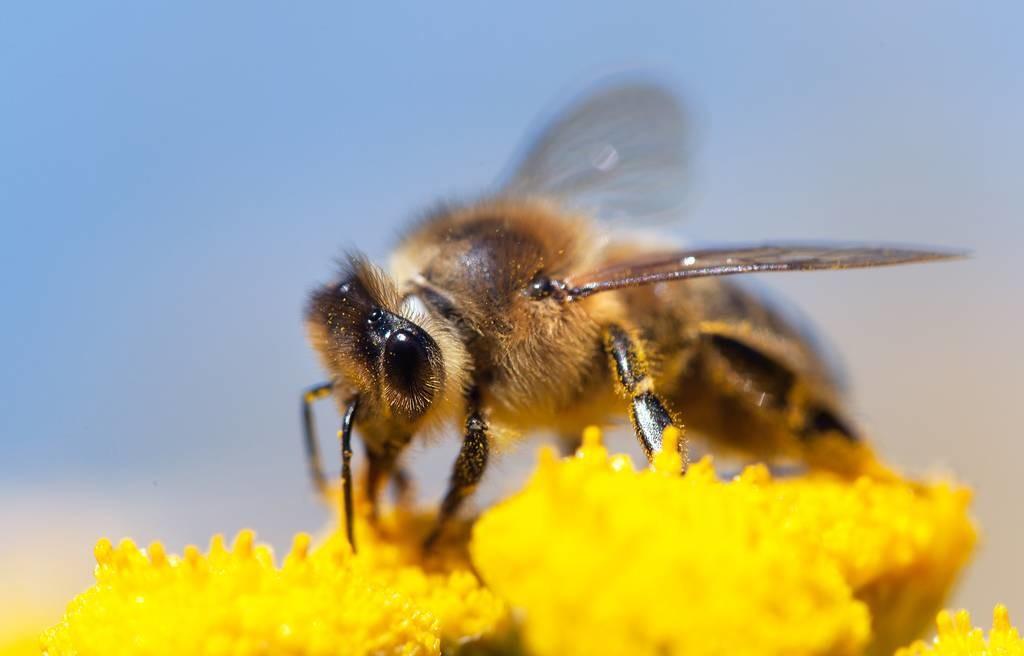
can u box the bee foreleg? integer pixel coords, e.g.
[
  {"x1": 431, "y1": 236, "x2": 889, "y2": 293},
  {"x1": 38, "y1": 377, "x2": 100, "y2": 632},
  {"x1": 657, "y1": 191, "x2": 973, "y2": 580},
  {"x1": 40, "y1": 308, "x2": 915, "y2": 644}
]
[
  {"x1": 423, "y1": 405, "x2": 489, "y2": 550},
  {"x1": 301, "y1": 381, "x2": 335, "y2": 497},
  {"x1": 603, "y1": 324, "x2": 687, "y2": 470},
  {"x1": 303, "y1": 383, "x2": 363, "y2": 552},
  {"x1": 338, "y1": 396, "x2": 360, "y2": 553}
]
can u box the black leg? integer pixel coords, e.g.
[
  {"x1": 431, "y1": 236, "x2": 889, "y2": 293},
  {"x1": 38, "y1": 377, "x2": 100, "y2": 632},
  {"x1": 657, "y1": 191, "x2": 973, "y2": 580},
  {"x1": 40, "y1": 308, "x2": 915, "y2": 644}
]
[
  {"x1": 424, "y1": 405, "x2": 489, "y2": 550},
  {"x1": 339, "y1": 396, "x2": 360, "y2": 553},
  {"x1": 603, "y1": 324, "x2": 687, "y2": 469},
  {"x1": 301, "y1": 382, "x2": 334, "y2": 495}
]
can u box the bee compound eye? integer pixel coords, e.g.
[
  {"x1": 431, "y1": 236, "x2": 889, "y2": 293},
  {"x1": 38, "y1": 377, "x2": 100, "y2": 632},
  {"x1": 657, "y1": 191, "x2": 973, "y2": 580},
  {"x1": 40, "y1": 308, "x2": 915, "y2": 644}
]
[{"x1": 384, "y1": 328, "x2": 430, "y2": 395}]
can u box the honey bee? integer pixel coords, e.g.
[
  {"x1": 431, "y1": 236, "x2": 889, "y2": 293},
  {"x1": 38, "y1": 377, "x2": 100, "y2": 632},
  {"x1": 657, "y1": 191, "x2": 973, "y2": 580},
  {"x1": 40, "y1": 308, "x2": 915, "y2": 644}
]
[{"x1": 302, "y1": 82, "x2": 962, "y2": 550}]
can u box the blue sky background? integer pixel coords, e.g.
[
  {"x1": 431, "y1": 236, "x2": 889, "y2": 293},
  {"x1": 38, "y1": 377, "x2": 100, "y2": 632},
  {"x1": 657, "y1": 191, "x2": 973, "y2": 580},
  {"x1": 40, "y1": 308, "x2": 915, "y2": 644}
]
[{"x1": 1, "y1": 0, "x2": 1021, "y2": 628}]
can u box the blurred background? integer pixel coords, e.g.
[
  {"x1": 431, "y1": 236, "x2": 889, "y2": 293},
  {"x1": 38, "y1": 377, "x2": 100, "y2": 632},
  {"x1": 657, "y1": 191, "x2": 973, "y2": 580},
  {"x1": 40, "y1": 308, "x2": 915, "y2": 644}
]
[{"x1": 1, "y1": 0, "x2": 1021, "y2": 639}]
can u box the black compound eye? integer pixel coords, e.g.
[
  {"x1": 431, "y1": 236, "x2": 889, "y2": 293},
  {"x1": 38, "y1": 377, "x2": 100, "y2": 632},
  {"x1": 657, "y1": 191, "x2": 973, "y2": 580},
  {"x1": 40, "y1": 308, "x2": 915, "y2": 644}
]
[{"x1": 384, "y1": 328, "x2": 430, "y2": 395}]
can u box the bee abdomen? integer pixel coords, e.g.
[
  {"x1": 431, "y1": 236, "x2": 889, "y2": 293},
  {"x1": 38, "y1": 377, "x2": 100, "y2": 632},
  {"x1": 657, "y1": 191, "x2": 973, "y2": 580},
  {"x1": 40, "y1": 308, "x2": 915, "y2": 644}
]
[
  {"x1": 798, "y1": 405, "x2": 859, "y2": 443},
  {"x1": 665, "y1": 329, "x2": 865, "y2": 469}
]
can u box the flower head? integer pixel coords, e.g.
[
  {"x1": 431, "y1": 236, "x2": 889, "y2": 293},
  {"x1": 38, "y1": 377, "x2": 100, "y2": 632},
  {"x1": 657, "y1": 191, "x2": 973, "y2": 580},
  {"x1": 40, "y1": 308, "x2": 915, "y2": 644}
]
[
  {"x1": 470, "y1": 428, "x2": 976, "y2": 656},
  {"x1": 40, "y1": 427, "x2": 977, "y2": 655},
  {"x1": 896, "y1": 606, "x2": 1024, "y2": 656},
  {"x1": 41, "y1": 513, "x2": 508, "y2": 656}
]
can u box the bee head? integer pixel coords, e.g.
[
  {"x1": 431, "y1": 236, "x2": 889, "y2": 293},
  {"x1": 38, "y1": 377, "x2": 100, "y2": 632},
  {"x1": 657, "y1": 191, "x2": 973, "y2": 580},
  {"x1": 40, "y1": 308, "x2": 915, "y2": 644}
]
[{"x1": 306, "y1": 255, "x2": 448, "y2": 424}]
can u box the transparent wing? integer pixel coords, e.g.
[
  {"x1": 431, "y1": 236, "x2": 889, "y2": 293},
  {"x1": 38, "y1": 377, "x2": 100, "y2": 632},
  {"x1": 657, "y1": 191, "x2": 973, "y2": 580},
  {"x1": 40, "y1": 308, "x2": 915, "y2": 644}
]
[
  {"x1": 564, "y1": 244, "x2": 966, "y2": 299},
  {"x1": 498, "y1": 80, "x2": 689, "y2": 225}
]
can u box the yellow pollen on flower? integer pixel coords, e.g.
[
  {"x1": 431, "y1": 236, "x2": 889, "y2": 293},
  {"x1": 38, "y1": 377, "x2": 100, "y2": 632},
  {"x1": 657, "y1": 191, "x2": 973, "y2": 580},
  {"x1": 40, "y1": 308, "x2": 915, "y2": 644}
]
[
  {"x1": 652, "y1": 425, "x2": 684, "y2": 473},
  {"x1": 41, "y1": 511, "x2": 509, "y2": 656},
  {"x1": 470, "y1": 427, "x2": 976, "y2": 656},
  {"x1": 37, "y1": 428, "x2": 981, "y2": 656},
  {"x1": 580, "y1": 424, "x2": 603, "y2": 450},
  {"x1": 895, "y1": 605, "x2": 1024, "y2": 655}
]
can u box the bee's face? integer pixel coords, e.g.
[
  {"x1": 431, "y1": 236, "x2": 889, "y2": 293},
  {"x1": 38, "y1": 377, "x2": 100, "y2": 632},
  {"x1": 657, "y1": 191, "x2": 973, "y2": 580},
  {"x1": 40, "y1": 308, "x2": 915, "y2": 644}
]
[{"x1": 307, "y1": 257, "x2": 445, "y2": 424}]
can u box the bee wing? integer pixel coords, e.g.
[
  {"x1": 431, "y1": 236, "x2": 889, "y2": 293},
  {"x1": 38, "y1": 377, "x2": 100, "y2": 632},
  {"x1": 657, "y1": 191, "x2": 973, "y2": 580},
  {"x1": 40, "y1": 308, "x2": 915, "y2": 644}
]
[
  {"x1": 498, "y1": 80, "x2": 689, "y2": 226},
  {"x1": 564, "y1": 244, "x2": 966, "y2": 299}
]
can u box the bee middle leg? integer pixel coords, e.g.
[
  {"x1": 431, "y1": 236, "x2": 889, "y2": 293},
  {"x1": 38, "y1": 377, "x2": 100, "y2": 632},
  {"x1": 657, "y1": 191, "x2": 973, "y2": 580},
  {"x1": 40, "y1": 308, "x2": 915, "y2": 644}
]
[
  {"x1": 423, "y1": 403, "x2": 489, "y2": 550},
  {"x1": 603, "y1": 323, "x2": 687, "y2": 469}
]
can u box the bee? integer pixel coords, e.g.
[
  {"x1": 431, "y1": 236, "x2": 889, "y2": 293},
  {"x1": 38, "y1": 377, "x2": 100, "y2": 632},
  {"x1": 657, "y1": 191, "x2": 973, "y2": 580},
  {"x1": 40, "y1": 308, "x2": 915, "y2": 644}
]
[{"x1": 301, "y1": 82, "x2": 962, "y2": 551}]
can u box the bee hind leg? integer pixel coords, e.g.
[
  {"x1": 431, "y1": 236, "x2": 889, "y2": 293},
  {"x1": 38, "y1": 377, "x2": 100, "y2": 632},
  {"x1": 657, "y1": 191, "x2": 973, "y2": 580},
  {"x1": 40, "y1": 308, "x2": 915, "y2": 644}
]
[
  {"x1": 423, "y1": 401, "x2": 489, "y2": 551},
  {"x1": 603, "y1": 324, "x2": 687, "y2": 470}
]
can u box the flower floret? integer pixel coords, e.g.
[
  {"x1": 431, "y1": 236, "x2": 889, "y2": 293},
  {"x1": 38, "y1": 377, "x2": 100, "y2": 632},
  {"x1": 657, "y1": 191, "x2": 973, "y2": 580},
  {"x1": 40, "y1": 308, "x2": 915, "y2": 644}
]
[{"x1": 470, "y1": 428, "x2": 975, "y2": 656}]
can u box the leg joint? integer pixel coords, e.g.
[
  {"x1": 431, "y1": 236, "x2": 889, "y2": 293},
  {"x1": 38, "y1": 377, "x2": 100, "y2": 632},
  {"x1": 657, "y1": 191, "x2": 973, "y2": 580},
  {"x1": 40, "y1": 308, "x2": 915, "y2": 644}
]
[{"x1": 604, "y1": 324, "x2": 651, "y2": 395}]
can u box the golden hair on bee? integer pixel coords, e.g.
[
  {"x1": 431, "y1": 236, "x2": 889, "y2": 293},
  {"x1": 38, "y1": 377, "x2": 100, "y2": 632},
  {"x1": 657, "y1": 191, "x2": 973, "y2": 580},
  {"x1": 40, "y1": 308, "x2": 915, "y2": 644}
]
[{"x1": 391, "y1": 198, "x2": 622, "y2": 421}]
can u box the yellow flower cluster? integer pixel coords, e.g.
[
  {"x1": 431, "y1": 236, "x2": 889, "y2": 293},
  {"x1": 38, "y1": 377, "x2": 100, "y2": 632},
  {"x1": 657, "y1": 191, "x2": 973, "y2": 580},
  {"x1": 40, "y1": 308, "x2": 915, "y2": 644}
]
[
  {"x1": 41, "y1": 512, "x2": 508, "y2": 656},
  {"x1": 471, "y1": 428, "x2": 976, "y2": 656},
  {"x1": 897, "y1": 606, "x2": 1024, "y2": 656},
  {"x1": 39, "y1": 427, "x2": 980, "y2": 656}
]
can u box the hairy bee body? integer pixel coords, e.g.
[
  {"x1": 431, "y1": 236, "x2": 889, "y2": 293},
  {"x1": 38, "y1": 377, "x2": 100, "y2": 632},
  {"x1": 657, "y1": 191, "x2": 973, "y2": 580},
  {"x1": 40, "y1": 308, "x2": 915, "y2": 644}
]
[
  {"x1": 391, "y1": 200, "x2": 612, "y2": 436},
  {"x1": 302, "y1": 82, "x2": 955, "y2": 549},
  {"x1": 387, "y1": 199, "x2": 856, "y2": 466}
]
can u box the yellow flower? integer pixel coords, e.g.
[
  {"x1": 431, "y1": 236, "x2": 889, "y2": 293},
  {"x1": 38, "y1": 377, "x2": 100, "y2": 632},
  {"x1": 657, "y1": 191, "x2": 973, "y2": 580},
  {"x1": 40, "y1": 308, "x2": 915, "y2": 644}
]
[
  {"x1": 470, "y1": 428, "x2": 976, "y2": 656},
  {"x1": 896, "y1": 606, "x2": 1024, "y2": 656},
  {"x1": 39, "y1": 427, "x2": 978, "y2": 655},
  {"x1": 41, "y1": 513, "x2": 508, "y2": 656}
]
